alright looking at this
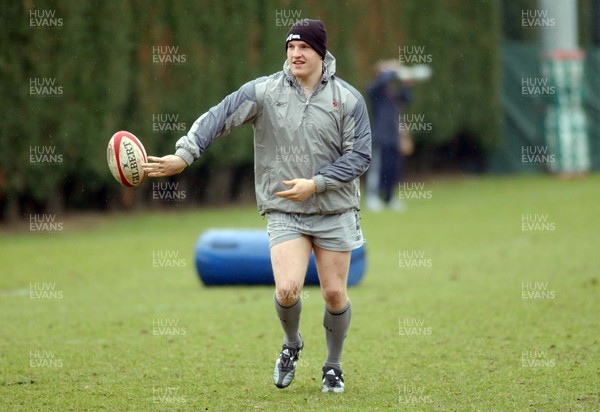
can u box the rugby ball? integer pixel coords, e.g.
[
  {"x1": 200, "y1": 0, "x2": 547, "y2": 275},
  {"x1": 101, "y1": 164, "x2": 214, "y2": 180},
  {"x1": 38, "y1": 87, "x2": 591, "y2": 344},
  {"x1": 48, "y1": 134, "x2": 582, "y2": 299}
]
[{"x1": 107, "y1": 131, "x2": 147, "y2": 187}]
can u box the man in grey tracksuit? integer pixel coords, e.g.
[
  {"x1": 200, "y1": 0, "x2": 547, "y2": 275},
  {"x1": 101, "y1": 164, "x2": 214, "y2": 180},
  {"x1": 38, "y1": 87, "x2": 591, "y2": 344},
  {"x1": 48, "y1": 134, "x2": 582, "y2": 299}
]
[{"x1": 143, "y1": 19, "x2": 371, "y2": 394}]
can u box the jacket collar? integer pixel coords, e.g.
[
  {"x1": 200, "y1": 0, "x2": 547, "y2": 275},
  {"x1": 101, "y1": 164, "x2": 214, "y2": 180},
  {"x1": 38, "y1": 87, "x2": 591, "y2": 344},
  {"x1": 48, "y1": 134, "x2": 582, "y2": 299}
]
[{"x1": 283, "y1": 51, "x2": 336, "y2": 91}]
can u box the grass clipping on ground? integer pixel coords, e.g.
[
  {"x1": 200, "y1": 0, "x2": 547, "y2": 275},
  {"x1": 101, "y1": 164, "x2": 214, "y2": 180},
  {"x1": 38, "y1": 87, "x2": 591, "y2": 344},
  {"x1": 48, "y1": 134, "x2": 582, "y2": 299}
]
[{"x1": 0, "y1": 175, "x2": 598, "y2": 411}]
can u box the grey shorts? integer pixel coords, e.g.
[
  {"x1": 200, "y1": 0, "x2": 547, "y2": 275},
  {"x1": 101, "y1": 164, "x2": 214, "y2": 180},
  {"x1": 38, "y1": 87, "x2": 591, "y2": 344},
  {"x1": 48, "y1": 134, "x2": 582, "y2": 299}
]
[{"x1": 266, "y1": 210, "x2": 365, "y2": 251}]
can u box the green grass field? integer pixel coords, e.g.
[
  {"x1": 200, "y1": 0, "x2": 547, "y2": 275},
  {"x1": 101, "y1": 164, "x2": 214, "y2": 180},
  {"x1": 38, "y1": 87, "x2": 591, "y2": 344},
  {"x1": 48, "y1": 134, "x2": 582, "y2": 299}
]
[{"x1": 1, "y1": 175, "x2": 598, "y2": 411}]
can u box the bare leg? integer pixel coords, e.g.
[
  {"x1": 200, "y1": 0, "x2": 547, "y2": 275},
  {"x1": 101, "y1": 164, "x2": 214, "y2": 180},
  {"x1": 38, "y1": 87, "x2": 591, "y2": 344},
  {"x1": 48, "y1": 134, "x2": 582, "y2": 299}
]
[
  {"x1": 271, "y1": 236, "x2": 312, "y2": 346},
  {"x1": 314, "y1": 245, "x2": 351, "y2": 311},
  {"x1": 271, "y1": 236, "x2": 312, "y2": 305}
]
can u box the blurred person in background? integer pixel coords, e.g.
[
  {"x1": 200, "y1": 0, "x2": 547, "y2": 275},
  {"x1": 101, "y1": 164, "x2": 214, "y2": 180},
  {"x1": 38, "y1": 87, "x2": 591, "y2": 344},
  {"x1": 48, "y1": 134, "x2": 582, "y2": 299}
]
[{"x1": 366, "y1": 60, "x2": 425, "y2": 211}]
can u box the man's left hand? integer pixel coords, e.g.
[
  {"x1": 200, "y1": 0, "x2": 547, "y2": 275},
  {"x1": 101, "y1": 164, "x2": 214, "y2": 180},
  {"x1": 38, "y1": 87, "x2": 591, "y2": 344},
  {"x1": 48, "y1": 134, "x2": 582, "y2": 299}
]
[{"x1": 275, "y1": 179, "x2": 317, "y2": 202}]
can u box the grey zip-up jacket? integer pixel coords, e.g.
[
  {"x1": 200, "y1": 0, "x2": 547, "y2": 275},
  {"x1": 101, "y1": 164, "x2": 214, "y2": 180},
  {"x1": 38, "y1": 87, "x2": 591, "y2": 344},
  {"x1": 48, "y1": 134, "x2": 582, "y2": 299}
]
[{"x1": 175, "y1": 52, "x2": 371, "y2": 215}]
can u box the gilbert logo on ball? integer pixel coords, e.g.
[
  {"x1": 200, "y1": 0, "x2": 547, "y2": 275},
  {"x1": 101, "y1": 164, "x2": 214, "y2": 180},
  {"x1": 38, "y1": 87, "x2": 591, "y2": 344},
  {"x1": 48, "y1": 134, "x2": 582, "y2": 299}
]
[{"x1": 107, "y1": 131, "x2": 147, "y2": 187}]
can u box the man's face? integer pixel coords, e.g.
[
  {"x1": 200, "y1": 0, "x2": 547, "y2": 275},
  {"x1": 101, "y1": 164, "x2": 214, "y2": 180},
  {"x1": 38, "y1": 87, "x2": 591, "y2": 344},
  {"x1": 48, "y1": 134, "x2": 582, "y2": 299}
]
[{"x1": 287, "y1": 40, "x2": 322, "y2": 80}]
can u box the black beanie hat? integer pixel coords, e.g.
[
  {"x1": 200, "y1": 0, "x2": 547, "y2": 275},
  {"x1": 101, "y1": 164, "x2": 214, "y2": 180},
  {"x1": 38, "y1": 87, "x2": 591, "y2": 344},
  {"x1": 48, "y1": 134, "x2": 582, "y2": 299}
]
[{"x1": 285, "y1": 19, "x2": 327, "y2": 60}]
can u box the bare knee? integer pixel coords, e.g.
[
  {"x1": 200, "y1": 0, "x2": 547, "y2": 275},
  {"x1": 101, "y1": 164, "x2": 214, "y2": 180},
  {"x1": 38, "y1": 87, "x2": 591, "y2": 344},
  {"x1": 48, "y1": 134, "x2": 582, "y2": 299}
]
[
  {"x1": 270, "y1": 236, "x2": 312, "y2": 306},
  {"x1": 322, "y1": 287, "x2": 347, "y2": 310},
  {"x1": 276, "y1": 281, "x2": 302, "y2": 306}
]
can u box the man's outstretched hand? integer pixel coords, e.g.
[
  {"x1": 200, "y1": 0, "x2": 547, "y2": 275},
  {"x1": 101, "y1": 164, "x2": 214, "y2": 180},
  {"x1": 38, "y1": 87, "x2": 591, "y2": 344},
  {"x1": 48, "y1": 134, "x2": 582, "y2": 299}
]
[
  {"x1": 142, "y1": 155, "x2": 188, "y2": 177},
  {"x1": 275, "y1": 179, "x2": 317, "y2": 202}
]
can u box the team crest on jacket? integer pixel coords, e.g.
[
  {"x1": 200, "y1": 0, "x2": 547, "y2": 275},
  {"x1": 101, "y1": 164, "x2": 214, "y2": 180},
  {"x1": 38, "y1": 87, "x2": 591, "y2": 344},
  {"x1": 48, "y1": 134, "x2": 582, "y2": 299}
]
[{"x1": 332, "y1": 99, "x2": 339, "y2": 111}]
